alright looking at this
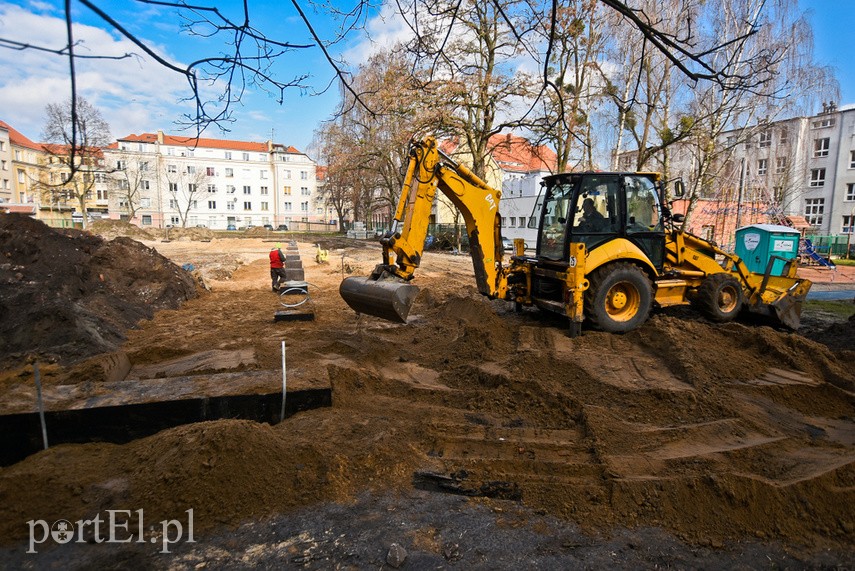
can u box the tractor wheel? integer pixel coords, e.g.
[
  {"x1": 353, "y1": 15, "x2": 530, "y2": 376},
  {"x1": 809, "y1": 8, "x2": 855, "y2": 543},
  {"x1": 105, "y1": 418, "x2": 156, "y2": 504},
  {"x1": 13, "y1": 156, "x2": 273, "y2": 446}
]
[
  {"x1": 585, "y1": 263, "x2": 653, "y2": 333},
  {"x1": 695, "y1": 273, "x2": 744, "y2": 322}
]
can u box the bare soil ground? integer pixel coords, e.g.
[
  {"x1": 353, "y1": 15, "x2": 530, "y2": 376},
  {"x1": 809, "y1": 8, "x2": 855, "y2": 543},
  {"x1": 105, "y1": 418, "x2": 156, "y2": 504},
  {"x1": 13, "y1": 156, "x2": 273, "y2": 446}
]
[{"x1": 0, "y1": 216, "x2": 853, "y2": 569}]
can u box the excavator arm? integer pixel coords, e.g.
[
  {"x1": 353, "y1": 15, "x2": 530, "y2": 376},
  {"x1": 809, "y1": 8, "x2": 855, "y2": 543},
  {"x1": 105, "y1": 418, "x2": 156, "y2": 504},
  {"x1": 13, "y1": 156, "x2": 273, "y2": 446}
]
[{"x1": 340, "y1": 137, "x2": 507, "y2": 322}]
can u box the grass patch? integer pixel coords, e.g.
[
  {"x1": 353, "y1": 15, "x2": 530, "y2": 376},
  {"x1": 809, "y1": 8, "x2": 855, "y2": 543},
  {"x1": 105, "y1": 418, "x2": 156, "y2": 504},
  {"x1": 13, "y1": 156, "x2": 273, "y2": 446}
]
[{"x1": 803, "y1": 299, "x2": 855, "y2": 319}]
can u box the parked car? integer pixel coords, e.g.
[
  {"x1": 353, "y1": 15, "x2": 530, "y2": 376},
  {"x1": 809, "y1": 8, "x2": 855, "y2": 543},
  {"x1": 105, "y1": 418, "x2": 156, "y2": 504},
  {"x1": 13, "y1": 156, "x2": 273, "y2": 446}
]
[
  {"x1": 502, "y1": 238, "x2": 528, "y2": 251},
  {"x1": 276, "y1": 224, "x2": 289, "y2": 231},
  {"x1": 263, "y1": 224, "x2": 274, "y2": 230},
  {"x1": 226, "y1": 224, "x2": 237, "y2": 231}
]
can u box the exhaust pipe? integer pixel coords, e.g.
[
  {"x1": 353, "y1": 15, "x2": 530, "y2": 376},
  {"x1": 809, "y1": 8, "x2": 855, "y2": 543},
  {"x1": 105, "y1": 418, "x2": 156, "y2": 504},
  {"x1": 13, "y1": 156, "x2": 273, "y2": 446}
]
[{"x1": 340, "y1": 276, "x2": 420, "y2": 323}]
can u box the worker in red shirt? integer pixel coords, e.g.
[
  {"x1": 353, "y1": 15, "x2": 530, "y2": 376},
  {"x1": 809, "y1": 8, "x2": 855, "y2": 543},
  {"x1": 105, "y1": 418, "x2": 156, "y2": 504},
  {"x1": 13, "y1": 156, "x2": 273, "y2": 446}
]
[{"x1": 269, "y1": 243, "x2": 286, "y2": 292}]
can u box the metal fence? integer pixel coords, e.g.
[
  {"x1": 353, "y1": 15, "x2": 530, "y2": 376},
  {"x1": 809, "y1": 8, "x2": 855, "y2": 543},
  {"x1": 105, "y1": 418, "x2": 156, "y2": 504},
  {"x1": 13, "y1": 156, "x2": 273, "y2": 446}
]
[{"x1": 804, "y1": 234, "x2": 854, "y2": 257}]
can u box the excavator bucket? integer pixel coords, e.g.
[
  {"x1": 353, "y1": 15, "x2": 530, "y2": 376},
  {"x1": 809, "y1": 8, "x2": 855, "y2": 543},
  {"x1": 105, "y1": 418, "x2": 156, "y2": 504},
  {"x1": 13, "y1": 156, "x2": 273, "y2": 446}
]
[{"x1": 340, "y1": 276, "x2": 420, "y2": 323}]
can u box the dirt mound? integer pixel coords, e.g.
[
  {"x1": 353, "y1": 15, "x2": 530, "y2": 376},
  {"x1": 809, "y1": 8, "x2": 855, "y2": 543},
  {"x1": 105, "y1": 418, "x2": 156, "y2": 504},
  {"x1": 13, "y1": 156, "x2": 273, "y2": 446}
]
[
  {"x1": 163, "y1": 226, "x2": 215, "y2": 241},
  {"x1": 0, "y1": 242, "x2": 852, "y2": 564},
  {"x1": 88, "y1": 219, "x2": 158, "y2": 241},
  {"x1": 0, "y1": 213, "x2": 198, "y2": 365}
]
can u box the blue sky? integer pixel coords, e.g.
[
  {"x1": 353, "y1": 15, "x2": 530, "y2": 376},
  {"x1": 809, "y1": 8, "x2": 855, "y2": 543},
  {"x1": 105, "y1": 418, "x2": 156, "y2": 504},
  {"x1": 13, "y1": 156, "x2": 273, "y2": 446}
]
[{"x1": 0, "y1": 0, "x2": 853, "y2": 158}]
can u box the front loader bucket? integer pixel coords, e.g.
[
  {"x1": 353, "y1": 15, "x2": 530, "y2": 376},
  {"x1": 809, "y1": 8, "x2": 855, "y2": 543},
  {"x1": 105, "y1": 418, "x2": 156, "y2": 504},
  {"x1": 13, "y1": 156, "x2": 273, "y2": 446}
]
[{"x1": 340, "y1": 276, "x2": 420, "y2": 323}]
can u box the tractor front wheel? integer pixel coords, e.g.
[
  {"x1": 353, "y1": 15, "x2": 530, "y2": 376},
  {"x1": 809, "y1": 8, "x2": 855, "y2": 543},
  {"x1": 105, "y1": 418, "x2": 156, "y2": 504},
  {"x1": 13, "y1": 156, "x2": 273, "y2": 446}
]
[{"x1": 694, "y1": 273, "x2": 744, "y2": 322}]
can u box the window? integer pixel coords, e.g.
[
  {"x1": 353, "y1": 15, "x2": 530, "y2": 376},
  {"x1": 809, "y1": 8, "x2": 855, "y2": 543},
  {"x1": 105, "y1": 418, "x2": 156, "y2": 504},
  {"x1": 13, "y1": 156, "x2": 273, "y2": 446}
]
[
  {"x1": 814, "y1": 138, "x2": 830, "y2": 157},
  {"x1": 812, "y1": 118, "x2": 835, "y2": 129},
  {"x1": 850, "y1": 150, "x2": 855, "y2": 169},
  {"x1": 776, "y1": 156, "x2": 787, "y2": 174},
  {"x1": 758, "y1": 130, "x2": 771, "y2": 148},
  {"x1": 243, "y1": 185, "x2": 251, "y2": 195},
  {"x1": 283, "y1": 185, "x2": 291, "y2": 195},
  {"x1": 260, "y1": 170, "x2": 267, "y2": 179},
  {"x1": 141, "y1": 180, "x2": 150, "y2": 190},
  {"x1": 1, "y1": 160, "x2": 6, "y2": 171},
  {"x1": 847, "y1": 183, "x2": 855, "y2": 201},
  {"x1": 140, "y1": 198, "x2": 151, "y2": 208},
  {"x1": 191, "y1": 200, "x2": 197, "y2": 208},
  {"x1": 242, "y1": 152, "x2": 250, "y2": 161},
  {"x1": 208, "y1": 184, "x2": 217, "y2": 193},
  {"x1": 260, "y1": 186, "x2": 268, "y2": 195},
  {"x1": 844, "y1": 215, "x2": 855, "y2": 234},
  {"x1": 141, "y1": 215, "x2": 152, "y2": 225},
  {"x1": 0, "y1": 141, "x2": 4, "y2": 151},
  {"x1": 284, "y1": 170, "x2": 291, "y2": 179},
  {"x1": 261, "y1": 202, "x2": 269, "y2": 211},
  {"x1": 18, "y1": 169, "x2": 25, "y2": 183},
  {"x1": 169, "y1": 199, "x2": 178, "y2": 209},
  {"x1": 187, "y1": 165, "x2": 196, "y2": 174},
  {"x1": 301, "y1": 187, "x2": 310, "y2": 195},
  {"x1": 225, "y1": 168, "x2": 234, "y2": 177},
  {"x1": 167, "y1": 164, "x2": 177, "y2": 173},
  {"x1": 284, "y1": 201, "x2": 292, "y2": 211},
  {"x1": 206, "y1": 167, "x2": 216, "y2": 176},
  {"x1": 301, "y1": 201, "x2": 309, "y2": 211},
  {"x1": 227, "y1": 185, "x2": 236, "y2": 193},
  {"x1": 140, "y1": 162, "x2": 149, "y2": 171},
  {"x1": 97, "y1": 188, "x2": 108, "y2": 200},
  {"x1": 188, "y1": 183, "x2": 197, "y2": 193},
  {"x1": 509, "y1": 217, "x2": 516, "y2": 226},
  {"x1": 208, "y1": 200, "x2": 216, "y2": 209},
  {"x1": 225, "y1": 151, "x2": 232, "y2": 160},
  {"x1": 227, "y1": 202, "x2": 235, "y2": 211},
  {"x1": 116, "y1": 160, "x2": 126, "y2": 170},
  {"x1": 773, "y1": 186, "x2": 784, "y2": 202},
  {"x1": 725, "y1": 135, "x2": 736, "y2": 147},
  {"x1": 757, "y1": 159, "x2": 767, "y2": 176},
  {"x1": 779, "y1": 127, "x2": 789, "y2": 144},
  {"x1": 809, "y1": 168, "x2": 825, "y2": 187},
  {"x1": 169, "y1": 182, "x2": 178, "y2": 193},
  {"x1": 258, "y1": 154, "x2": 266, "y2": 161},
  {"x1": 805, "y1": 198, "x2": 824, "y2": 226},
  {"x1": 518, "y1": 218, "x2": 525, "y2": 228},
  {"x1": 171, "y1": 216, "x2": 180, "y2": 225},
  {"x1": 243, "y1": 201, "x2": 251, "y2": 210},
  {"x1": 300, "y1": 171, "x2": 308, "y2": 180}
]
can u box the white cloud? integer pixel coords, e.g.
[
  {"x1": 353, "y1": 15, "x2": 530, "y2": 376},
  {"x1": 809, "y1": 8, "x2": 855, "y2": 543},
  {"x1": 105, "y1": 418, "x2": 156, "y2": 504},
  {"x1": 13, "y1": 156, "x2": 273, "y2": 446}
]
[{"x1": 0, "y1": 2, "x2": 190, "y2": 140}]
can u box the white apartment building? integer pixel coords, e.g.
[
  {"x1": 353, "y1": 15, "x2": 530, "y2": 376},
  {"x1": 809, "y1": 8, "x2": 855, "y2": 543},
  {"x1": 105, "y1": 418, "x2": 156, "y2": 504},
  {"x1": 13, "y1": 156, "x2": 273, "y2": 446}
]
[
  {"x1": 616, "y1": 102, "x2": 855, "y2": 235},
  {"x1": 105, "y1": 131, "x2": 319, "y2": 230}
]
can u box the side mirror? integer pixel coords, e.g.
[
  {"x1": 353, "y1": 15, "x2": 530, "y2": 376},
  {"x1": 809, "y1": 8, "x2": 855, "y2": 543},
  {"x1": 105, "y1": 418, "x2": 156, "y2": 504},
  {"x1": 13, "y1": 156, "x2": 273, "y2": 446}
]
[{"x1": 674, "y1": 180, "x2": 685, "y2": 198}]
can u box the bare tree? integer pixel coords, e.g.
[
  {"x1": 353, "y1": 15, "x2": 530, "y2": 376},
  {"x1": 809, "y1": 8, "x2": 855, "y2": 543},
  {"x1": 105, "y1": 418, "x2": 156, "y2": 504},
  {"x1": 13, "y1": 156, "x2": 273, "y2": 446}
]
[
  {"x1": 109, "y1": 152, "x2": 153, "y2": 220},
  {"x1": 39, "y1": 97, "x2": 111, "y2": 229},
  {"x1": 164, "y1": 165, "x2": 209, "y2": 228},
  {"x1": 528, "y1": 0, "x2": 608, "y2": 171}
]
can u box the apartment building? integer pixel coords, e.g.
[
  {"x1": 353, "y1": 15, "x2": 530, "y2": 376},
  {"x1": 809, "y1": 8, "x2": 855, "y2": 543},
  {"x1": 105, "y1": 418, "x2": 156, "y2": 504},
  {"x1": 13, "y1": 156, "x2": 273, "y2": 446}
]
[
  {"x1": 616, "y1": 102, "x2": 855, "y2": 236},
  {"x1": 105, "y1": 132, "x2": 319, "y2": 230}
]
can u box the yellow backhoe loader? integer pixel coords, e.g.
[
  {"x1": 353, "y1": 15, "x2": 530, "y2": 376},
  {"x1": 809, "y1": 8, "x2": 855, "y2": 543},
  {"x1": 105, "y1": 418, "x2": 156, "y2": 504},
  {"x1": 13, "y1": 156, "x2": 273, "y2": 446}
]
[{"x1": 340, "y1": 137, "x2": 812, "y2": 336}]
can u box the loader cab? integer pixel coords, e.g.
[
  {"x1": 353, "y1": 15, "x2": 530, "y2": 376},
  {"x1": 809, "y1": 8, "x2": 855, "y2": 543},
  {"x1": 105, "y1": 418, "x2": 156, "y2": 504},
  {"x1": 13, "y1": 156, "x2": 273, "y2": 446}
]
[{"x1": 536, "y1": 172, "x2": 666, "y2": 270}]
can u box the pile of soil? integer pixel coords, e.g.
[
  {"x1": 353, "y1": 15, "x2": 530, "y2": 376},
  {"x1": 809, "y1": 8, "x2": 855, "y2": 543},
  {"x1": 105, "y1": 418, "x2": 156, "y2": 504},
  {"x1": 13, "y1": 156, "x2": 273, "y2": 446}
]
[
  {"x1": 0, "y1": 213, "x2": 198, "y2": 365},
  {"x1": 0, "y1": 237, "x2": 852, "y2": 566},
  {"x1": 88, "y1": 219, "x2": 158, "y2": 241}
]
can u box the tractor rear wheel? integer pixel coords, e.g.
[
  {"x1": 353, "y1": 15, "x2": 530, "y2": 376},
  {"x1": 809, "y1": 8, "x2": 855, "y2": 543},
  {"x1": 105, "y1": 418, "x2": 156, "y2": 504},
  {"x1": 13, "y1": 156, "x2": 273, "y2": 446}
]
[
  {"x1": 694, "y1": 273, "x2": 744, "y2": 322},
  {"x1": 585, "y1": 263, "x2": 653, "y2": 333}
]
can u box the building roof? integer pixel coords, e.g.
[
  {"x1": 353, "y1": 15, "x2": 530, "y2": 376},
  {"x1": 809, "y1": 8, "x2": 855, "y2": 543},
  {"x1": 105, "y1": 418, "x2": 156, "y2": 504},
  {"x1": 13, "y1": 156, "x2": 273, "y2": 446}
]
[
  {"x1": 116, "y1": 132, "x2": 303, "y2": 155},
  {"x1": 440, "y1": 133, "x2": 558, "y2": 174},
  {"x1": 0, "y1": 120, "x2": 44, "y2": 151},
  {"x1": 488, "y1": 133, "x2": 557, "y2": 174}
]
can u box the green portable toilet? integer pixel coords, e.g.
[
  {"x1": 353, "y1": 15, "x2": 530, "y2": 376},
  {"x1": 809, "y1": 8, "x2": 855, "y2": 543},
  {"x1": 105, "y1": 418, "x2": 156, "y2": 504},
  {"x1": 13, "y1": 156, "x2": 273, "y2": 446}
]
[{"x1": 734, "y1": 224, "x2": 801, "y2": 276}]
